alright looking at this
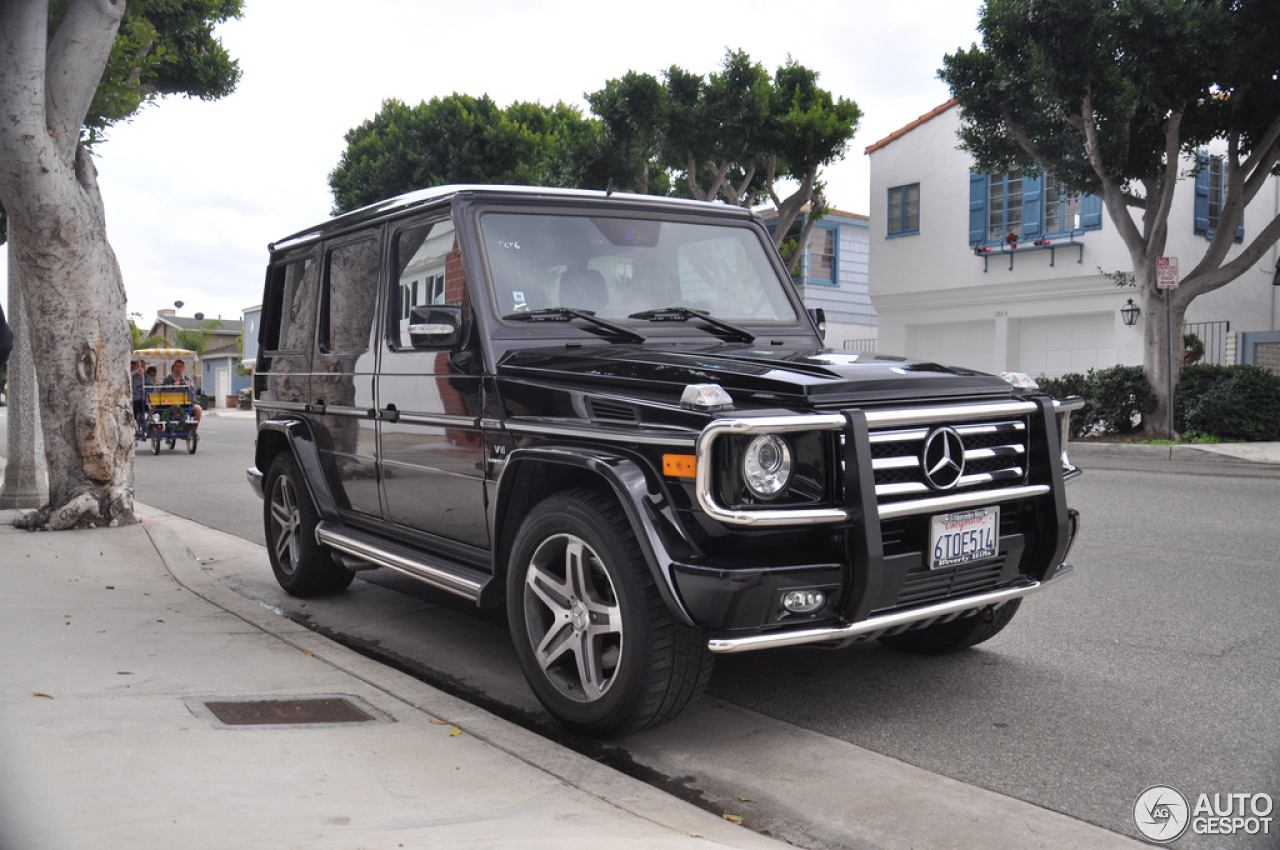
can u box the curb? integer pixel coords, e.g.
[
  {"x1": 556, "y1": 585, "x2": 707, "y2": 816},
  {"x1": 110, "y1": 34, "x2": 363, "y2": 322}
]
[{"x1": 1068, "y1": 440, "x2": 1280, "y2": 464}]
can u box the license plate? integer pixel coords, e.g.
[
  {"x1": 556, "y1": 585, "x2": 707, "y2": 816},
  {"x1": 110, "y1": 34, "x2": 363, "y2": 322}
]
[{"x1": 929, "y1": 507, "x2": 999, "y2": 569}]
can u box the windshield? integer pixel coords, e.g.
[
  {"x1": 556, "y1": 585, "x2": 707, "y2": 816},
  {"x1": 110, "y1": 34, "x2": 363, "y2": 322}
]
[{"x1": 479, "y1": 211, "x2": 799, "y2": 325}]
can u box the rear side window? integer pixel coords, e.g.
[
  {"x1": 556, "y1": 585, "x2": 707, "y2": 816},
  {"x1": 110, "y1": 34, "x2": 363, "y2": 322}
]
[
  {"x1": 261, "y1": 257, "x2": 317, "y2": 354},
  {"x1": 320, "y1": 237, "x2": 380, "y2": 354}
]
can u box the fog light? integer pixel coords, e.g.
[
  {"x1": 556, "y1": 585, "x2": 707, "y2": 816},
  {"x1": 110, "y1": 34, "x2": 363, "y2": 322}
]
[{"x1": 782, "y1": 589, "x2": 826, "y2": 614}]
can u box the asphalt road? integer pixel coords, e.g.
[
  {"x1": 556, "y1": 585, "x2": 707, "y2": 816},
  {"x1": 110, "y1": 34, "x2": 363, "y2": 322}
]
[{"x1": 3, "y1": 407, "x2": 1278, "y2": 847}]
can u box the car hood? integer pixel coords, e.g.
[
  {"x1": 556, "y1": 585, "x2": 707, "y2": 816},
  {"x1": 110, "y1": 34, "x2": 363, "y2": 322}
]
[{"x1": 496, "y1": 344, "x2": 1019, "y2": 408}]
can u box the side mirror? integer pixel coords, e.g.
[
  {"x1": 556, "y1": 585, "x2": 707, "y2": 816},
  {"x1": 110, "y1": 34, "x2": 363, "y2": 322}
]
[
  {"x1": 407, "y1": 305, "x2": 465, "y2": 350},
  {"x1": 807, "y1": 307, "x2": 827, "y2": 341}
]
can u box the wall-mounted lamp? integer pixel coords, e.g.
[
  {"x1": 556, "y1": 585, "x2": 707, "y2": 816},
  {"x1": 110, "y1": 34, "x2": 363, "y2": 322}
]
[{"x1": 1121, "y1": 298, "x2": 1141, "y2": 327}]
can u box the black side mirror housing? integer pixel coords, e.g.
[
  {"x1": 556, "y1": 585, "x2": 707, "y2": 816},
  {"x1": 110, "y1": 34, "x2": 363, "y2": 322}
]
[
  {"x1": 807, "y1": 307, "x2": 827, "y2": 341},
  {"x1": 408, "y1": 305, "x2": 465, "y2": 350}
]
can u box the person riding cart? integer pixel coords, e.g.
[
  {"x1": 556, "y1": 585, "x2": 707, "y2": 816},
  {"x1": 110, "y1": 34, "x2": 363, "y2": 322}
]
[{"x1": 132, "y1": 347, "x2": 200, "y2": 455}]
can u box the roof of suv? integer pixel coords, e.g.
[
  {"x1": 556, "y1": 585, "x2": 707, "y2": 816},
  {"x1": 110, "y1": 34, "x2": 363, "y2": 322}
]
[{"x1": 270, "y1": 184, "x2": 760, "y2": 253}]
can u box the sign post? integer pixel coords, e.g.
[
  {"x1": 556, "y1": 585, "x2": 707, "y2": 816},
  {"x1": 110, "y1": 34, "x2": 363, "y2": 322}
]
[{"x1": 1156, "y1": 258, "x2": 1179, "y2": 436}]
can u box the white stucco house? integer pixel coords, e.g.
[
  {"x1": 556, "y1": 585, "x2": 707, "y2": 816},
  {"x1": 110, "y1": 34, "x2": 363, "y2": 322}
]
[{"x1": 865, "y1": 100, "x2": 1280, "y2": 378}]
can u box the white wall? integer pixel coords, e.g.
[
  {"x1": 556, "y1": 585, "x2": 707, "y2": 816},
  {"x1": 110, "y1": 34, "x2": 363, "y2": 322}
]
[{"x1": 867, "y1": 104, "x2": 1280, "y2": 376}]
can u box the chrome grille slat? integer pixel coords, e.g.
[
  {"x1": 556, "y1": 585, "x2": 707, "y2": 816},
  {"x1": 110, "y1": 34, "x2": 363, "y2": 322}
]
[
  {"x1": 868, "y1": 428, "x2": 928, "y2": 444},
  {"x1": 965, "y1": 445, "x2": 1024, "y2": 461},
  {"x1": 954, "y1": 421, "x2": 1025, "y2": 437},
  {"x1": 875, "y1": 482, "x2": 930, "y2": 497},
  {"x1": 872, "y1": 456, "x2": 919, "y2": 471}
]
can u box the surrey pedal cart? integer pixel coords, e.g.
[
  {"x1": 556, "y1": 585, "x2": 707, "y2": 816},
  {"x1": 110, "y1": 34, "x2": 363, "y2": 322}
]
[{"x1": 133, "y1": 347, "x2": 200, "y2": 455}]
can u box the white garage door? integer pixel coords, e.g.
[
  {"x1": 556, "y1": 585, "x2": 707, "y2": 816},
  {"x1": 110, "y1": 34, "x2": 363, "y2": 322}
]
[
  {"x1": 907, "y1": 320, "x2": 997, "y2": 374},
  {"x1": 1017, "y1": 314, "x2": 1116, "y2": 378}
]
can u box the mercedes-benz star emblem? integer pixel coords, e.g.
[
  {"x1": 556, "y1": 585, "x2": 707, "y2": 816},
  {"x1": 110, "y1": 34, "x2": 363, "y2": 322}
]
[{"x1": 921, "y1": 426, "x2": 966, "y2": 490}]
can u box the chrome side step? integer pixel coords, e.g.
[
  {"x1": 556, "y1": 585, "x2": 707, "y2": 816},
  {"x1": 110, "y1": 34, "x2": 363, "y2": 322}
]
[
  {"x1": 706, "y1": 566, "x2": 1072, "y2": 654},
  {"x1": 316, "y1": 522, "x2": 490, "y2": 603}
]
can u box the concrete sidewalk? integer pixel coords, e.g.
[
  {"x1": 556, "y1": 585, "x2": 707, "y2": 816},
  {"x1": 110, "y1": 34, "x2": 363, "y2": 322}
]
[{"x1": 0, "y1": 509, "x2": 784, "y2": 850}]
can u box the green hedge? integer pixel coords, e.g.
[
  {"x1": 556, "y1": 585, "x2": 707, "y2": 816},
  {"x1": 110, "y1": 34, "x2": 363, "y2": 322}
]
[
  {"x1": 1175, "y1": 364, "x2": 1280, "y2": 441},
  {"x1": 1038, "y1": 366, "x2": 1154, "y2": 438},
  {"x1": 1040, "y1": 364, "x2": 1280, "y2": 441}
]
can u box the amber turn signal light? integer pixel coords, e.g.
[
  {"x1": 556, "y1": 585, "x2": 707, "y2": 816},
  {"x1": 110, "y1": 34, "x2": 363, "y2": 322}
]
[{"x1": 662, "y1": 454, "x2": 697, "y2": 478}]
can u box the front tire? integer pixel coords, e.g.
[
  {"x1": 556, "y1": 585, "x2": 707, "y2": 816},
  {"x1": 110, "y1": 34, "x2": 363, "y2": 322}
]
[
  {"x1": 263, "y1": 454, "x2": 354, "y2": 597},
  {"x1": 506, "y1": 489, "x2": 713, "y2": 737},
  {"x1": 878, "y1": 599, "x2": 1022, "y2": 655},
  {"x1": 150, "y1": 426, "x2": 161, "y2": 455}
]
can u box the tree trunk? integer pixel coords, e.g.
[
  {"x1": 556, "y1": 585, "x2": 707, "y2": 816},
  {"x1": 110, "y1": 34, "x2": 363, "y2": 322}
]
[
  {"x1": 10, "y1": 145, "x2": 136, "y2": 529},
  {"x1": 0, "y1": 0, "x2": 135, "y2": 529},
  {"x1": 1138, "y1": 275, "x2": 1188, "y2": 440},
  {"x1": 0, "y1": 247, "x2": 50, "y2": 509}
]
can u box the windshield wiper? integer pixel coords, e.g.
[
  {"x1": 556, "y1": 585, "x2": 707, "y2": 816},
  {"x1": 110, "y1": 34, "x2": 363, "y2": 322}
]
[
  {"x1": 502, "y1": 308, "x2": 645, "y2": 343},
  {"x1": 627, "y1": 307, "x2": 755, "y2": 343}
]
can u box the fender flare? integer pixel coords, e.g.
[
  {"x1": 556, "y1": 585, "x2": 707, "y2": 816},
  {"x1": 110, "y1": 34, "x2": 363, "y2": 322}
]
[
  {"x1": 493, "y1": 444, "x2": 698, "y2": 626},
  {"x1": 255, "y1": 418, "x2": 341, "y2": 521}
]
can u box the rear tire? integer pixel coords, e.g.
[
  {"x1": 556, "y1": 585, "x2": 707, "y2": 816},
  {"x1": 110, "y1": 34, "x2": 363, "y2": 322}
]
[
  {"x1": 263, "y1": 454, "x2": 354, "y2": 597},
  {"x1": 878, "y1": 599, "x2": 1022, "y2": 655},
  {"x1": 506, "y1": 489, "x2": 713, "y2": 737},
  {"x1": 150, "y1": 426, "x2": 161, "y2": 455},
  {"x1": 187, "y1": 432, "x2": 198, "y2": 454}
]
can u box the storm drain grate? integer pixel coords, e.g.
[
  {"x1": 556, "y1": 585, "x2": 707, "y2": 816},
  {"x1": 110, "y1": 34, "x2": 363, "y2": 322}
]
[{"x1": 188, "y1": 695, "x2": 391, "y2": 729}]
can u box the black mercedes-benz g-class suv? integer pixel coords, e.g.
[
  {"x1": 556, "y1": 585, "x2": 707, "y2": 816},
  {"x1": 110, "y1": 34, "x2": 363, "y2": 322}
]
[{"x1": 248, "y1": 185, "x2": 1082, "y2": 736}]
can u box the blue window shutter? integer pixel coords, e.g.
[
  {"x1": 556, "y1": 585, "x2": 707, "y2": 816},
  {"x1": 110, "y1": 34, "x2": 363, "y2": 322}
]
[
  {"x1": 1021, "y1": 174, "x2": 1043, "y2": 236},
  {"x1": 969, "y1": 172, "x2": 986, "y2": 245},
  {"x1": 1081, "y1": 194, "x2": 1103, "y2": 230},
  {"x1": 1193, "y1": 151, "x2": 1210, "y2": 235}
]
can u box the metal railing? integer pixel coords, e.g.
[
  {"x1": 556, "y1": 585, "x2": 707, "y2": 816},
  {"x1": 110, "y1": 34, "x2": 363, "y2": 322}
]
[{"x1": 1183, "y1": 320, "x2": 1231, "y2": 365}]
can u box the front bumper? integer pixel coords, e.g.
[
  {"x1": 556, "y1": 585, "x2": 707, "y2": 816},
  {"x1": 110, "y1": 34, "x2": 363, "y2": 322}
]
[
  {"x1": 678, "y1": 397, "x2": 1080, "y2": 650},
  {"x1": 706, "y1": 564, "x2": 1072, "y2": 653},
  {"x1": 246, "y1": 466, "x2": 264, "y2": 500}
]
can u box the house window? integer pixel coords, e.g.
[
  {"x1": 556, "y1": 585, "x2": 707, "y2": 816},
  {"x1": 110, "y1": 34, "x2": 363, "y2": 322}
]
[
  {"x1": 1044, "y1": 184, "x2": 1083, "y2": 233},
  {"x1": 1194, "y1": 153, "x2": 1243, "y2": 242},
  {"x1": 808, "y1": 226, "x2": 836, "y2": 285},
  {"x1": 969, "y1": 171, "x2": 1102, "y2": 247},
  {"x1": 987, "y1": 171, "x2": 1024, "y2": 241},
  {"x1": 887, "y1": 184, "x2": 919, "y2": 236}
]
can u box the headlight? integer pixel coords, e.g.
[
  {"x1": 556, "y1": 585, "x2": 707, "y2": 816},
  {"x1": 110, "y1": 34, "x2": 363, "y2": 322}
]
[{"x1": 742, "y1": 434, "x2": 793, "y2": 499}]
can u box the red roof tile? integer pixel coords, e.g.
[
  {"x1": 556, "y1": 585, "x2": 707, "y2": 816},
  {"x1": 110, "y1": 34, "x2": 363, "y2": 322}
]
[{"x1": 864, "y1": 99, "x2": 958, "y2": 155}]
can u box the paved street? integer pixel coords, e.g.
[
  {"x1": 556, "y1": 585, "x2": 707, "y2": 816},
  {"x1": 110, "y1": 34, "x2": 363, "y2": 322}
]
[{"x1": 3, "y1": 407, "x2": 1278, "y2": 847}]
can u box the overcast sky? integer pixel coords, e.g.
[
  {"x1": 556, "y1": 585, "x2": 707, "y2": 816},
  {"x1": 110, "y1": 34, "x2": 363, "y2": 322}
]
[{"x1": 2, "y1": 0, "x2": 983, "y2": 327}]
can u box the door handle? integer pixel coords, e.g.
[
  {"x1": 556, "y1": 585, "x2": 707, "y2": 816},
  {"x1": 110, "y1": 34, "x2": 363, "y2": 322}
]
[{"x1": 380, "y1": 406, "x2": 399, "y2": 423}]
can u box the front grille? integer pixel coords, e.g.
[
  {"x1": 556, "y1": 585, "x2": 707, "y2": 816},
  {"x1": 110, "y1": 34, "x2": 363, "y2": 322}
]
[{"x1": 855, "y1": 417, "x2": 1031, "y2": 506}]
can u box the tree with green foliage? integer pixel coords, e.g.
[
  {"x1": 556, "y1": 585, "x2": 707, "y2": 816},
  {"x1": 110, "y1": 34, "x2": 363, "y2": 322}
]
[
  {"x1": 128, "y1": 317, "x2": 167, "y2": 351},
  {"x1": 330, "y1": 51, "x2": 861, "y2": 275},
  {"x1": 589, "y1": 51, "x2": 861, "y2": 270},
  {"x1": 0, "y1": 0, "x2": 241, "y2": 529},
  {"x1": 940, "y1": 0, "x2": 1280, "y2": 438},
  {"x1": 329, "y1": 95, "x2": 606, "y2": 214},
  {"x1": 173, "y1": 317, "x2": 223, "y2": 359}
]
